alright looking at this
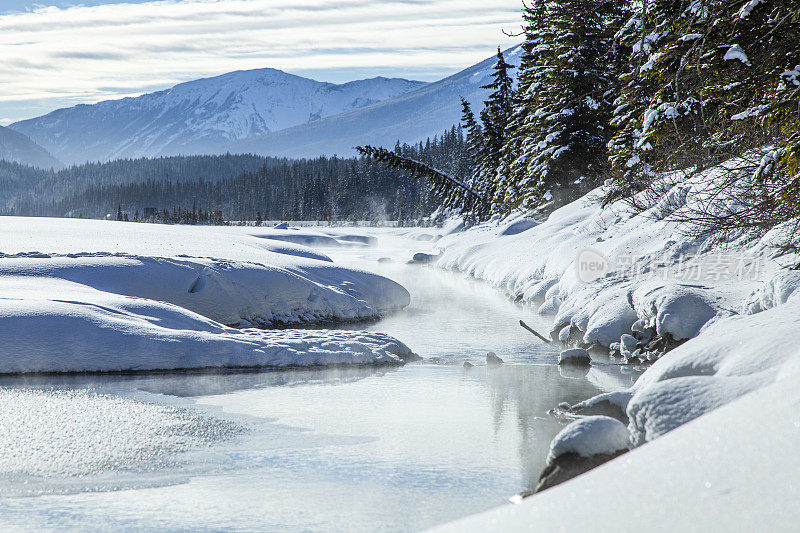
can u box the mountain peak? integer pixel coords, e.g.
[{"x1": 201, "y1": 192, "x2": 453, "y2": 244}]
[{"x1": 10, "y1": 68, "x2": 427, "y2": 165}]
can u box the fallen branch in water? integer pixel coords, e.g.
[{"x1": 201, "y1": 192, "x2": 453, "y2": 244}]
[{"x1": 519, "y1": 320, "x2": 551, "y2": 343}]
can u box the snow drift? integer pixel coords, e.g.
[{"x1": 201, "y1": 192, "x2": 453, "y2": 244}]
[{"x1": 0, "y1": 218, "x2": 413, "y2": 373}]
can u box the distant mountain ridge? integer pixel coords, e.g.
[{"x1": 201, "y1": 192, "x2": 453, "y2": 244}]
[
  {"x1": 0, "y1": 126, "x2": 63, "y2": 169},
  {"x1": 10, "y1": 45, "x2": 522, "y2": 164},
  {"x1": 221, "y1": 45, "x2": 523, "y2": 158},
  {"x1": 10, "y1": 70, "x2": 427, "y2": 165}
]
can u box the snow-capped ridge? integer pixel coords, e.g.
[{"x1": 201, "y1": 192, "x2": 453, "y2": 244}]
[
  {"x1": 10, "y1": 68, "x2": 427, "y2": 165},
  {"x1": 222, "y1": 44, "x2": 523, "y2": 158}
]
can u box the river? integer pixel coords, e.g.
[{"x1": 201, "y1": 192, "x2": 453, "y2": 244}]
[{"x1": 0, "y1": 232, "x2": 639, "y2": 531}]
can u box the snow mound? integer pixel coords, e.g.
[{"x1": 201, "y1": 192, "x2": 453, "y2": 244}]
[
  {"x1": 0, "y1": 253, "x2": 409, "y2": 327},
  {"x1": 0, "y1": 276, "x2": 413, "y2": 373},
  {"x1": 625, "y1": 298, "x2": 800, "y2": 445},
  {"x1": 0, "y1": 218, "x2": 414, "y2": 373},
  {"x1": 630, "y1": 281, "x2": 725, "y2": 340},
  {"x1": 0, "y1": 218, "x2": 411, "y2": 327},
  {"x1": 743, "y1": 270, "x2": 800, "y2": 314},
  {"x1": 498, "y1": 217, "x2": 538, "y2": 236},
  {"x1": 547, "y1": 416, "x2": 629, "y2": 463}
]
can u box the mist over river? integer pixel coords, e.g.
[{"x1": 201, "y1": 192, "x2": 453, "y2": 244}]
[{"x1": 0, "y1": 231, "x2": 639, "y2": 531}]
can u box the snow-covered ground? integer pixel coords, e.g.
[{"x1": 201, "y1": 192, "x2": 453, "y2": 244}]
[
  {"x1": 0, "y1": 217, "x2": 413, "y2": 373},
  {"x1": 404, "y1": 167, "x2": 800, "y2": 530}
]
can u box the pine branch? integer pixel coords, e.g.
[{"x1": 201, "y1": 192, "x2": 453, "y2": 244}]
[{"x1": 355, "y1": 145, "x2": 489, "y2": 216}]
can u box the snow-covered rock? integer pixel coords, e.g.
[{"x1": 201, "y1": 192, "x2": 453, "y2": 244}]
[
  {"x1": 546, "y1": 416, "x2": 630, "y2": 464},
  {"x1": 558, "y1": 348, "x2": 591, "y2": 366},
  {"x1": 534, "y1": 416, "x2": 630, "y2": 493}
]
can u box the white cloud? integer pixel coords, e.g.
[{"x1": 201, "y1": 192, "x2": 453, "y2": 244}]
[{"x1": 0, "y1": 0, "x2": 521, "y2": 124}]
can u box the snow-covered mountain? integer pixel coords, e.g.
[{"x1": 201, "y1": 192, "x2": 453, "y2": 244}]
[
  {"x1": 220, "y1": 45, "x2": 522, "y2": 158},
  {"x1": 10, "y1": 70, "x2": 427, "y2": 165},
  {"x1": 0, "y1": 126, "x2": 63, "y2": 169}
]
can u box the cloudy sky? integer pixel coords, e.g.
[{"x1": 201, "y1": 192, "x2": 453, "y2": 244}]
[{"x1": 0, "y1": 0, "x2": 521, "y2": 125}]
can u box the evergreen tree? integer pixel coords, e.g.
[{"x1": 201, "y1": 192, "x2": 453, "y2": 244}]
[
  {"x1": 498, "y1": 0, "x2": 548, "y2": 208},
  {"x1": 606, "y1": 0, "x2": 800, "y2": 223},
  {"x1": 523, "y1": 0, "x2": 626, "y2": 208},
  {"x1": 475, "y1": 48, "x2": 516, "y2": 213}
]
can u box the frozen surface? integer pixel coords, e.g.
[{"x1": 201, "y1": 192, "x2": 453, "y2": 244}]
[{"x1": 0, "y1": 388, "x2": 239, "y2": 495}]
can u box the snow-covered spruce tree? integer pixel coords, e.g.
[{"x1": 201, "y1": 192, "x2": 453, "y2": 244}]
[
  {"x1": 475, "y1": 48, "x2": 516, "y2": 214},
  {"x1": 522, "y1": 0, "x2": 628, "y2": 208},
  {"x1": 497, "y1": 0, "x2": 548, "y2": 208},
  {"x1": 460, "y1": 97, "x2": 483, "y2": 179},
  {"x1": 607, "y1": 0, "x2": 800, "y2": 241},
  {"x1": 606, "y1": 0, "x2": 705, "y2": 206}
]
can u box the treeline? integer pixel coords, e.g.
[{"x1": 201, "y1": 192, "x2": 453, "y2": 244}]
[
  {"x1": 4, "y1": 127, "x2": 470, "y2": 223},
  {"x1": 1, "y1": 154, "x2": 272, "y2": 214},
  {"x1": 431, "y1": 0, "x2": 799, "y2": 241}
]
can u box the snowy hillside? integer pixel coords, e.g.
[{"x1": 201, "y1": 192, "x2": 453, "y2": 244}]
[
  {"x1": 0, "y1": 126, "x2": 62, "y2": 169},
  {"x1": 223, "y1": 45, "x2": 523, "y2": 158},
  {"x1": 9, "y1": 71, "x2": 426, "y2": 165}
]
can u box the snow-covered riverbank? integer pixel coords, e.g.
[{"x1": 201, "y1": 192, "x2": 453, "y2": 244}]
[
  {"x1": 403, "y1": 174, "x2": 800, "y2": 529},
  {"x1": 0, "y1": 218, "x2": 413, "y2": 373}
]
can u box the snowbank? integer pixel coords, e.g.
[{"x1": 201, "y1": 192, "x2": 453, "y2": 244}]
[
  {"x1": 0, "y1": 217, "x2": 410, "y2": 326},
  {"x1": 431, "y1": 164, "x2": 771, "y2": 354},
  {"x1": 626, "y1": 296, "x2": 800, "y2": 445},
  {"x1": 0, "y1": 276, "x2": 413, "y2": 373},
  {"x1": 0, "y1": 217, "x2": 413, "y2": 373},
  {"x1": 0, "y1": 254, "x2": 407, "y2": 327},
  {"x1": 416, "y1": 158, "x2": 800, "y2": 527}
]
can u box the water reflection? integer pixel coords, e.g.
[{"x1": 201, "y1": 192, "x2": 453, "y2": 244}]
[{"x1": 478, "y1": 364, "x2": 615, "y2": 490}]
